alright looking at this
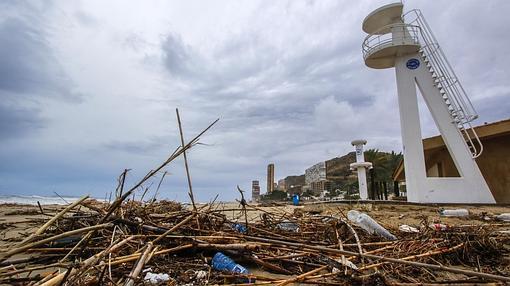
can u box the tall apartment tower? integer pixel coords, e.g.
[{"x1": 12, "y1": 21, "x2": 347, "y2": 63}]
[
  {"x1": 267, "y1": 163, "x2": 275, "y2": 193},
  {"x1": 251, "y1": 180, "x2": 260, "y2": 202}
]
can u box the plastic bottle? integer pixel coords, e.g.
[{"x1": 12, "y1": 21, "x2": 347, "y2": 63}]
[
  {"x1": 347, "y1": 210, "x2": 397, "y2": 240},
  {"x1": 211, "y1": 252, "x2": 249, "y2": 275},
  {"x1": 439, "y1": 209, "x2": 469, "y2": 217},
  {"x1": 496, "y1": 213, "x2": 510, "y2": 222}
]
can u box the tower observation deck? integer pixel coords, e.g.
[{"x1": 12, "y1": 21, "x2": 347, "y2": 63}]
[
  {"x1": 362, "y1": 3, "x2": 420, "y2": 69},
  {"x1": 361, "y1": 3, "x2": 495, "y2": 203}
]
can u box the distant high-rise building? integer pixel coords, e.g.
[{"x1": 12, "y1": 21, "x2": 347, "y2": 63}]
[
  {"x1": 305, "y1": 162, "x2": 327, "y2": 185},
  {"x1": 305, "y1": 162, "x2": 330, "y2": 194},
  {"x1": 252, "y1": 180, "x2": 260, "y2": 202},
  {"x1": 267, "y1": 163, "x2": 275, "y2": 193}
]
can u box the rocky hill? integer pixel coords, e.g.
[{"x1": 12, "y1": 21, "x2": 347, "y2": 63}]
[{"x1": 325, "y1": 151, "x2": 357, "y2": 182}]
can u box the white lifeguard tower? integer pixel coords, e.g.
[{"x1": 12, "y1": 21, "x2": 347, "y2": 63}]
[{"x1": 362, "y1": 3, "x2": 495, "y2": 203}]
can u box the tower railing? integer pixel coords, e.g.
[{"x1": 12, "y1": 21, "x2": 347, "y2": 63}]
[
  {"x1": 362, "y1": 23, "x2": 421, "y2": 61},
  {"x1": 403, "y1": 9, "x2": 484, "y2": 158}
]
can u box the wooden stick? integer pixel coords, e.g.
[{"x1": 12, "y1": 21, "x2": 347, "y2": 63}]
[
  {"x1": 151, "y1": 213, "x2": 195, "y2": 245},
  {"x1": 243, "y1": 236, "x2": 510, "y2": 282},
  {"x1": 59, "y1": 231, "x2": 93, "y2": 262},
  {"x1": 246, "y1": 254, "x2": 293, "y2": 275},
  {"x1": 342, "y1": 219, "x2": 364, "y2": 264},
  {"x1": 0, "y1": 263, "x2": 67, "y2": 278},
  {"x1": 108, "y1": 244, "x2": 193, "y2": 266},
  {"x1": 101, "y1": 117, "x2": 218, "y2": 224},
  {"x1": 358, "y1": 242, "x2": 465, "y2": 271},
  {"x1": 37, "y1": 236, "x2": 133, "y2": 286},
  {"x1": 262, "y1": 253, "x2": 309, "y2": 261},
  {"x1": 276, "y1": 265, "x2": 328, "y2": 286},
  {"x1": 347, "y1": 244, "x2": 395, "y2": 261},
  {"x1": 16, "y1": 195, "x2": 89, "y2": 247},
  {"x1": 176, "y1": 108, "x2": 197, "y2": 212},
  {"x1": 37, "y1": 201, "x2": 45, "y2": 215},
  {"x1": 1, "y1": 223, "x2": 112, "y2": 261},
  {"x1": 124, "y1": 243, "x2": 154, "y2": 286},
  {"x1": 194, "y1": 243, "x2": 262, "y2": 251}
]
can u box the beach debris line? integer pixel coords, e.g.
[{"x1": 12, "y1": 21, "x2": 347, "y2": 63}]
[{"x1": 0, "y1": 198, "x2": 509, "y2": 285}]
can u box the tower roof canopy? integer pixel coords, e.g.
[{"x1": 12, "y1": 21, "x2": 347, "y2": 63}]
[{"x1": 362, "y1": 3, "x2": 403, "y2": 34}]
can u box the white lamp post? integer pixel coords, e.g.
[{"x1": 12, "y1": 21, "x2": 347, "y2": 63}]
[{"x1": 350, "y1": 139, "x2": 372, "y2": 200}]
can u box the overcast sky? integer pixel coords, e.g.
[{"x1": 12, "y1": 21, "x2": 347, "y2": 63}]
[{"x1": 1, "y1": 0, "x2": 509, "y2": 202}]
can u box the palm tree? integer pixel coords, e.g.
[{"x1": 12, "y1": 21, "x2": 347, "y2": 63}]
[
  {"x1": 363, "y1": 149, "x2": 381, "y2": 199},
  {"x1": 386, "y1": 151, "x2": 403, "y2": 197},
  {"x1": 363, "y1": 149, "x2": 402, "y2": 199}
]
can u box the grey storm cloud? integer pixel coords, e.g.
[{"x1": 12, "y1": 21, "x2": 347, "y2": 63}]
[
  {"x1": 0, "y1": 11, "x2": 80, "y2": 140},
  {"x1": 0, "y1": 102, "x2": 43, "y2": 138},
  {"x1": 159, "y1": 23, "x2": 371, "y2": 128},
  {"x1": 0, "y1": 19, "x2": 63, "y2": 94},
  {"x1": 103, "y1": 139, "x2": 169, "y2": 155},
  {"x1": 162, "y1": 34, "x2": 194, "y2": 77},
  {"x1": 0, "y1": 17, "x2": 78, "y2": 100}
]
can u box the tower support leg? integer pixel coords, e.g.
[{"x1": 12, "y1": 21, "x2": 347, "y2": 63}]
[{"x1": 394, "y1": 53, "x2": 495, "y2": 203}]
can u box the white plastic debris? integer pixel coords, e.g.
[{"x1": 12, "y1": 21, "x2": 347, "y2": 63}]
[
  {"x1": 347, "y1": 210, "x2": 397, "y2": 240},
  {"x1": 496, "y1": 213, "x2": 510, "y2": 222},
  {"x1": 439, "y1": 209, "x2": 469, "y2": 217},
  {"x1": 399, "y1": 224, "x2": 419, "y2": 233},
  {"x1": 195, "y1": 270, "x2": 208, "y2": 280},
  {"x1": 276, "y1": 220, "x2": 299, "y2": 232},
  {"x1": 144, "y1": 272, "x2": 170, "y2": 284}
]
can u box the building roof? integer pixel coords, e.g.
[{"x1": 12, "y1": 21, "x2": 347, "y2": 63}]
[{"x1": 392, "y1": 118, "x2": 510, "y2": 181}]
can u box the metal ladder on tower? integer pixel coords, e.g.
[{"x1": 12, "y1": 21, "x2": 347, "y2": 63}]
[{"x1": 403, "y1": 10, "x2": 484, "y2": 158}]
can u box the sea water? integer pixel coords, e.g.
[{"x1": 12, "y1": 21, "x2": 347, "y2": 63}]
[{"x1": 0, "y1": 195, "x2": 82, "y2": 205}]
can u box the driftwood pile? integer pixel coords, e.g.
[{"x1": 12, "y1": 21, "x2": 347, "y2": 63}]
[
  {"x1": 1, "y1": 198, "x2": 510, "y2": 286},
  {"x1": 0, "y1": 114, "x2": 509, "y2": 285}
]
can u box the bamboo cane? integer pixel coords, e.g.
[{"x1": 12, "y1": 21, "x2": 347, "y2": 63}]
[
  {"x1": 275, "y1": 265, "x2": 328, "y2": 286},
  {"x1": 1, "y1": 223, "x2": 112, "y2": 261},
  {"x1": 358, "y1": 242, "x2": 465, "y2": 271},
  {"x1": 16, "y1": 195, "x2": 89, "y2": 247},
  {"x1": 243, "y1": 235, "x2": 510, "y2": 282},
  {"x1": 37, "y1": 236, "x2": 133, "y2": 286},
  {"x1": 124, "y1": 242, "x2": 154, "y2": 286}
]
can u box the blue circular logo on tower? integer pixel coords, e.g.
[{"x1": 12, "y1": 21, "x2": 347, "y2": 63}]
[{"x1": 406, "y1": 58, "x2": 420, "y2": 70}]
